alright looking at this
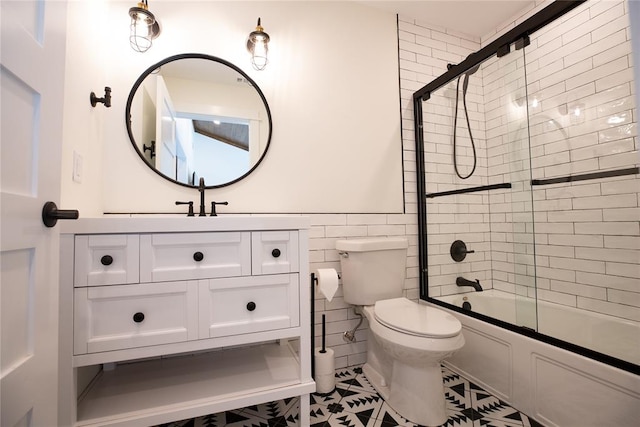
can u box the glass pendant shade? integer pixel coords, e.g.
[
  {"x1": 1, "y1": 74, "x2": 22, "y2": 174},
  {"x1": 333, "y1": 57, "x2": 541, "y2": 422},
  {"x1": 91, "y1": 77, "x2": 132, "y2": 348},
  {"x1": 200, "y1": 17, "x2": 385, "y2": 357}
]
[
  {"x1": 247, "y1": 18, "x2": 270, "y2": 71},
  {"x1": 129, "y1": 2, "x2": 160, "y2": 53}
]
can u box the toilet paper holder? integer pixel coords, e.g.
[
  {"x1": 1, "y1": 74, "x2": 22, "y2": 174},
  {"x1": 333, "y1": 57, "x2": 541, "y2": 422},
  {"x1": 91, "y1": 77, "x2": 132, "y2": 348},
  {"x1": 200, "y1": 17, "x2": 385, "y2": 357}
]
[{"x1": 311, "y1": 272, "x2": 341, "y2": 284}]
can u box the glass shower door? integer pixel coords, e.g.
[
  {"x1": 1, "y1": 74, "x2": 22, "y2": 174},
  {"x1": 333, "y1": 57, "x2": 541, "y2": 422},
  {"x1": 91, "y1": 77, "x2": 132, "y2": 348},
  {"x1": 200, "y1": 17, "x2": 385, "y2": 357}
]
[
  {"x1": 423, "y1": 41, "x2": 539, "y2": 331},
  {"x1": 482, "y1": 44, "x2": 538, "y2": 330}
]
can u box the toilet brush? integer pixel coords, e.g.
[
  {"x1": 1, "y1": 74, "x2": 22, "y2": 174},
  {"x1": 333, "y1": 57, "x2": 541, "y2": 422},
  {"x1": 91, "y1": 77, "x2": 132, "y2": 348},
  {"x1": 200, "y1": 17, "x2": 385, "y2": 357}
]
[{"x1": 320, "y1": 314, "x2": 326, "y2": 353}]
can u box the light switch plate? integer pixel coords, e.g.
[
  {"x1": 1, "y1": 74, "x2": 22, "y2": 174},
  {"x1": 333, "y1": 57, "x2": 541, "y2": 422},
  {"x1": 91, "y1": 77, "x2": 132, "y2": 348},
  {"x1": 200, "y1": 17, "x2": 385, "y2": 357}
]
[{"x1": 73, "y1": 150, "x2": 83, "y2": 183}]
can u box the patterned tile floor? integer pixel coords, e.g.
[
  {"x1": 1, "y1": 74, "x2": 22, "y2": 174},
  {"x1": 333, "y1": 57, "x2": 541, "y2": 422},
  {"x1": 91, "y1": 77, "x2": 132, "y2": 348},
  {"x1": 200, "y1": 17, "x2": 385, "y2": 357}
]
[{"x1": 156, "y1": 365, "x2": 544, "y2": 427}]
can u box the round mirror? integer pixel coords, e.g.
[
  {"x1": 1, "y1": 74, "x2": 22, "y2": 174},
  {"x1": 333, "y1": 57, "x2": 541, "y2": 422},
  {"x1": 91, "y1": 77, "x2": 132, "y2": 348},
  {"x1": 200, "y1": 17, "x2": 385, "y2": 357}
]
[{"x1": 126, "y1": 53, "x2": 272, "y2": 188}]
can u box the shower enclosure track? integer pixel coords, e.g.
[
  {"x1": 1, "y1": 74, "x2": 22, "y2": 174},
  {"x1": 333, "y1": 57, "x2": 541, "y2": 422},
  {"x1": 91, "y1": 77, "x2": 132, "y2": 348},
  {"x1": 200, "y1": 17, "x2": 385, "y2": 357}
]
[{"x1": 412, "y1": 1, "x2": 586, "y2": 101}]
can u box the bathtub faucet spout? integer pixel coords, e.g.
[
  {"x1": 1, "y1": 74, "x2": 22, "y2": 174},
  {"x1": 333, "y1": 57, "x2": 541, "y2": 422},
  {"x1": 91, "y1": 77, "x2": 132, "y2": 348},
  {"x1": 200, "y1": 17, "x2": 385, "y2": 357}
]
[{"x1": 456, "y1": 276, "x2": 483, "y2": 291}]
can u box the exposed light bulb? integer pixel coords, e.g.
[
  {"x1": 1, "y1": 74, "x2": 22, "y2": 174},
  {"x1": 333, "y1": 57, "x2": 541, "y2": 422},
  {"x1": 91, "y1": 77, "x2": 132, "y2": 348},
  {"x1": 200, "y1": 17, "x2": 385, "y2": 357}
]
[
  {"x1": 247, "y1": 18, "x2": 270, "y2": 71},
  {"x1": 129, "y1": 1, "x2": 160, "y2": 53}
]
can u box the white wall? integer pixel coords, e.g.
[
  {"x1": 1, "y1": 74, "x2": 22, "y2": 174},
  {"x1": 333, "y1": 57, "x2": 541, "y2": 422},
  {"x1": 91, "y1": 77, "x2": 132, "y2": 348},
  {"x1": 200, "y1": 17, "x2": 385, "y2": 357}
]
[
  {"x1": 59, "y1": 0, "x2": 414, "y2": 369},
  {"x1": 60, "y1": 0, "x2": 110, "y2": 216},
  {"x1": 61, "y1": 0, "x2": 403, "y2": 214}
]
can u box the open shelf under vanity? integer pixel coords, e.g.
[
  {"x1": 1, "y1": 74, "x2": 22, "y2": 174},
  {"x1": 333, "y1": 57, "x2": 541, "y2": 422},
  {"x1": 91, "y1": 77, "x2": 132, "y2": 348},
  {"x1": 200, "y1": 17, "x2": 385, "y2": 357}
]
[{"x1": 76, "y1": 343, "x2": 313, "y2": 427}]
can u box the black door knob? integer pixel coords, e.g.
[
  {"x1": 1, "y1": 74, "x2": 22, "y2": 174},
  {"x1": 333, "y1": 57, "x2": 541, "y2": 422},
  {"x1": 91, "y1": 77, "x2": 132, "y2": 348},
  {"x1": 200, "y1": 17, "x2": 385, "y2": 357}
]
[
  {"x1": 133, "y1": 312, "x2": 145, "y2": 323},
  {"x1": 193, "y1": 251, "x2": 204, "y2": 262},
  {"x1": 246, "y1": 301, "x2": 256, "y2": 311},
  {"x1": 101, "y1": 255, "x2": 113, "y2": 266},
  {"x1": 41, "y1": 201, "x2": 79, "y2": 228},
  {"x1": 272, "y1": 248, "x2": 281, "y2": 258}
]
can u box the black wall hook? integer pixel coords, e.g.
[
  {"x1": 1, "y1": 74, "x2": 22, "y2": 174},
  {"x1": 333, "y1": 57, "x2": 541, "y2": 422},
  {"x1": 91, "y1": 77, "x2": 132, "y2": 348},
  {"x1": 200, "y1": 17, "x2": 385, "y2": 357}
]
[
  {"x1": 90, "y1": 86, "x2": 111, "y2": 107},
  {"x1": 143, "y1": 140, "x2": 156, "y2": 158}
]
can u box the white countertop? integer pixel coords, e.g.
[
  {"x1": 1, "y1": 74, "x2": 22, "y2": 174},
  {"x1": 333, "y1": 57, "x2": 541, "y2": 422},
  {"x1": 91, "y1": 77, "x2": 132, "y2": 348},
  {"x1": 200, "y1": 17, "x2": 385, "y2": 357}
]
[{"x1": 60, "y1": 215, "x2": 310, "y2": 234}]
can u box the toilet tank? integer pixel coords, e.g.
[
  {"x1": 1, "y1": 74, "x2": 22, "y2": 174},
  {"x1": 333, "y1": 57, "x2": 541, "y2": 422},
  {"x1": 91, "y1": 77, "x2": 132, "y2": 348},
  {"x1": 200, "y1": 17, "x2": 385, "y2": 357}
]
[{"x1": 336, "y1": 237, "x2": 408, "y2": 306}]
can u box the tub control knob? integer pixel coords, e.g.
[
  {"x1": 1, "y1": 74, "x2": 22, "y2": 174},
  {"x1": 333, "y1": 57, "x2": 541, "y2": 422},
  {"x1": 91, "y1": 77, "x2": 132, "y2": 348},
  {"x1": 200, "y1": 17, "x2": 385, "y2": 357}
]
[{"x1": 450, "y1": 240, "x2": 474, "y2": 262}]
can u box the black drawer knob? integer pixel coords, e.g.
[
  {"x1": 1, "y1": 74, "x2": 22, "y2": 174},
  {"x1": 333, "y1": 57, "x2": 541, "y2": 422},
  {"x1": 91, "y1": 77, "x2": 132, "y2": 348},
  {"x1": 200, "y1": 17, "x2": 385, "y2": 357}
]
[
  {"x1": 101, "y1": 255, "x2": 113, "y2": 266},
  {"x1": 246, "y1": 301, "x2": 256, "y2": 312},
  {"x1": 133, "y1": 312, "x2": 145, "y2": 323},
  {"x1": 193, "y1": 251, "x2": 204, "y2": 262},
  {"x1": 271, "y1": 248, "x2": 281, "y2": 258}
]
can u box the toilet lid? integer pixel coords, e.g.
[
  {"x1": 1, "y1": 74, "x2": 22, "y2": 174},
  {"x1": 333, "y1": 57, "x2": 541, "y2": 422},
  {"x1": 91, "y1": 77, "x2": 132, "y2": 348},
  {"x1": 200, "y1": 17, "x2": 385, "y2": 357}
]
[{"x1": 374, "y1": 298, "x2": 462, "y2": 338}]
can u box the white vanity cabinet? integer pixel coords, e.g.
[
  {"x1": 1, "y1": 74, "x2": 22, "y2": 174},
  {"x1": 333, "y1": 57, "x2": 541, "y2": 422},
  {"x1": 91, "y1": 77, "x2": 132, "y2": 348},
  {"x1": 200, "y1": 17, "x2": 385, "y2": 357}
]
[{"x1": 59, "y1": 217, "x2": 314, "y2": 427}]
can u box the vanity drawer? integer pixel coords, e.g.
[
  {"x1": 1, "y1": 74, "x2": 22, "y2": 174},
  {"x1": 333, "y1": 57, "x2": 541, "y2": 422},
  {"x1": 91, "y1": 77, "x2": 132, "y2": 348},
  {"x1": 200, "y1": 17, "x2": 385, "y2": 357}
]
[
  {"x1": 252, "y1": 231, "x2": 299, "y2": 275},
  {"x1": 74, "y1": 234, "x2": 140, "y2": 287},
  {"x1": 74, "y1": 281, "x2": 198, "y2": 355},
  {"x1": 198, "y1": 274, "x2": 300, "y2": 338},
  {"x1": 140, "y1": 232, "x2": 251, "y2": 282}
]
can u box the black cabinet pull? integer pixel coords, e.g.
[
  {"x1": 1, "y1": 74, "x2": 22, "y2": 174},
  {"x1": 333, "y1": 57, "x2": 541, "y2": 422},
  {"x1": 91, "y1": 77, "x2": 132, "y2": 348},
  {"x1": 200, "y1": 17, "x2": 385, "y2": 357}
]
[
  {"x1": 246, "y1": 301, "x2": 256, "y2": 312},
  {"x1": 271, "y1": 248, "x2": 281, "y2": 258},
  {"x1": 101, "y1": 255, "x2": 113, "y2": 266},
  {"x1": 193, "y1": 251, "x2": 204, "y2": 262},
  {"x1": 133, "y1": 312, "x2": 145, "y2": 323}
]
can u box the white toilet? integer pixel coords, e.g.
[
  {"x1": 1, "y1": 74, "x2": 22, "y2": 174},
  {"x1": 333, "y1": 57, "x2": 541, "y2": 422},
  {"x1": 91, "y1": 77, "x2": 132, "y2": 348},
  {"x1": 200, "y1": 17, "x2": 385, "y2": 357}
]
[{"x1": 336, "y1": 237, "x2": 464, "y2": 427}]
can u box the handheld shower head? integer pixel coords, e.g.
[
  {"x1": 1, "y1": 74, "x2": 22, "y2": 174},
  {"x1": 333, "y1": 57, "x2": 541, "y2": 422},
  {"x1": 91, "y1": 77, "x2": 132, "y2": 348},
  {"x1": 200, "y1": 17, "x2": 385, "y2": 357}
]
[
  {"x1": 453, "y1": 57, "x2": 480, "y2": 180},
  {"x1": 466, "y1": 63, "x2": 480, "y2": 76},
  {"x1": 462, "y1": 64, "x2": 480, "y2": 92}
]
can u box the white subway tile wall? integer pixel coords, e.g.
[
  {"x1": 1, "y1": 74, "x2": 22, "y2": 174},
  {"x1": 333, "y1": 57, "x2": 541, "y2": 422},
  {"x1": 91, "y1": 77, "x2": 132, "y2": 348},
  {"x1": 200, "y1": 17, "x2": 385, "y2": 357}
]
[
  {"x1": 410, "y1": 0, "x2": 639, "y2": 325},
  {"x1": 311, "y1": 0, "x2": 638, "y2": 368},
  {"x1": 527, "y1": 0, "x2": 638, "y2": 322}
]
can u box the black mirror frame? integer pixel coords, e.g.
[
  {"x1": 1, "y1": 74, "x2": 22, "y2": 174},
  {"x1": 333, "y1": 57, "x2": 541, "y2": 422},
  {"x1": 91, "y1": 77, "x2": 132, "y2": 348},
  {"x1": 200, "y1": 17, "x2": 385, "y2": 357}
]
[{"x1": 125, "y1": 53, "x2": 273, "y2": 189}]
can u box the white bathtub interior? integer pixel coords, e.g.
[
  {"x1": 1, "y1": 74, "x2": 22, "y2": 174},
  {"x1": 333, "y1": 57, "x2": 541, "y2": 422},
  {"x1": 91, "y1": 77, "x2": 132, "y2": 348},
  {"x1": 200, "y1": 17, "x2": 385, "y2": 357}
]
[{"x1": 438, "y1": 290, "x2": 640, "y2": 366}]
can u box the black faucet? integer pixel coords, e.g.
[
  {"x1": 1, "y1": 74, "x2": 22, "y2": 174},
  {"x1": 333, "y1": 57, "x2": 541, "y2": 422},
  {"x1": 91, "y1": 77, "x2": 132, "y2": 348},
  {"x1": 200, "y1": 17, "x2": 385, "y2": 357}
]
[
  {"x1": 198, "y1": 177, "x2": 206, "y2": 216},
  {"x1": 456, "y1": 276, "x2": 483, "y2": 291}
]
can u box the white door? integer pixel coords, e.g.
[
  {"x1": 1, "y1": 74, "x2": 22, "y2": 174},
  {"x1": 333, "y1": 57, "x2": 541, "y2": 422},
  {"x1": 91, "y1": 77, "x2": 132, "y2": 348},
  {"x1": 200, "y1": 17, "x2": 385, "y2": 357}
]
[
  {"x1": 156, "y1": 75, "x2": 178, "y2": 179},
  {"x1": 1, "y1": 1, "x2": 68, "y2": 426}
]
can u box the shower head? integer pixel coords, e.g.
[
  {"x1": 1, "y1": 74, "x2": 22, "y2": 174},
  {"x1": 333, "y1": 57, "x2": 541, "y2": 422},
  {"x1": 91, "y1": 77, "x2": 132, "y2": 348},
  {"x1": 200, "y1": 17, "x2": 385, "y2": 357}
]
[
  {"x1": 462, "y1": 68, "x2": 478, "y2": 93},
  {"x1": 466, "y1": 63, "x2": 480, "y2": 76},
  {"x1": 463, "y1": 51, "x2": 481, "y2": 75},
  {"x1": 462, "y1": 54, "x2": 480, "y2": 92}
]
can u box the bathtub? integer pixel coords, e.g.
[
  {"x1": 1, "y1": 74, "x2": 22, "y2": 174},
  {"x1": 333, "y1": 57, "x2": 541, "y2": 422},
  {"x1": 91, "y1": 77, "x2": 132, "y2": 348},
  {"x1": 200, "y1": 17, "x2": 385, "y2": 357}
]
[
  {"x1": 439, "y1": 290, "x2": 640, "y2": 365},
  {"x1": 428, "y1": 290, "x2": 640, "y2": 427}
]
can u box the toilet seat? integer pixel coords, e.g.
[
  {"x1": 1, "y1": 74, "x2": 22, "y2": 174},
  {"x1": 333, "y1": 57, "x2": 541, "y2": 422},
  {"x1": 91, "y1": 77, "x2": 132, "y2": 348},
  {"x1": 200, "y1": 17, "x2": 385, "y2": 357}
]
[{"x1": 374, "y1": 297, "x2": 462, "y2": 338}]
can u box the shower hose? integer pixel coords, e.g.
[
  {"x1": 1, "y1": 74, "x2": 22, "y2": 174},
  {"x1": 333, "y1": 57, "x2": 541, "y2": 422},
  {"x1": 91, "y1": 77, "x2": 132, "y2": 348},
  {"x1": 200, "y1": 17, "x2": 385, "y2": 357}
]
[{"x1": 453, "y1": 70, "x2": 478, "y2": 180}]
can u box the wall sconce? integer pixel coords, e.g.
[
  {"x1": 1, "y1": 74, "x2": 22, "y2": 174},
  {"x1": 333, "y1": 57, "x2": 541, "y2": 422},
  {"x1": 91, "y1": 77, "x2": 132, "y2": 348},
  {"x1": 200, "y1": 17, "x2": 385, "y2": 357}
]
[
  {"x1": 129, "y1": 1, "x2": 161, "y2": 53},
  {"x1": 247, "y1": 18, "x2": 270, "y2": 71}
]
